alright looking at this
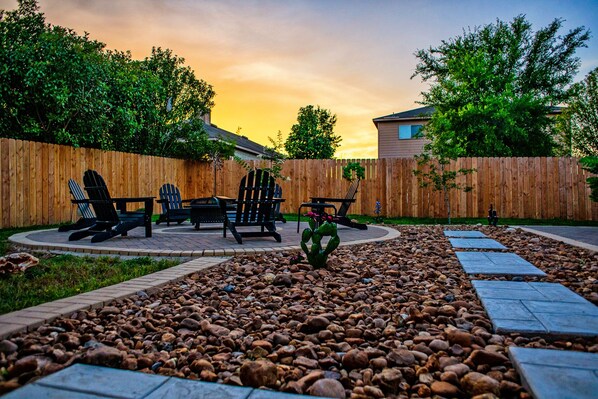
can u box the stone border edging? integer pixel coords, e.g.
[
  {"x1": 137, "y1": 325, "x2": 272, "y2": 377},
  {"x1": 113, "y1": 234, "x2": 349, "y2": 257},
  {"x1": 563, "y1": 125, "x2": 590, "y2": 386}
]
[
  {"x1": 0, "y1": 256, "x2": 231, "y2": 340},
  {"x1": 515, "y1": 226, "x2": 598, "y2": 252},
  {"x1": 8, "y1": 225, "x2": 401, "y2": 257}
]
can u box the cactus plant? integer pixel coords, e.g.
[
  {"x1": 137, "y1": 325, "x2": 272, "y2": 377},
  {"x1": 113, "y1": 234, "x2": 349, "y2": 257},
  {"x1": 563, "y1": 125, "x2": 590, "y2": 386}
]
[{"x1": 300, "y1": 212, "x2": 340, "y2": 268}]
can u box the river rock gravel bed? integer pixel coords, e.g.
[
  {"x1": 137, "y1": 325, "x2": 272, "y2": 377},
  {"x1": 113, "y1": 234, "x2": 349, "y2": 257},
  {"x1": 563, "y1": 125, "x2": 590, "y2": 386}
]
[{"x1": 0, "y1": 225, "x2": 596, "y2": 398}]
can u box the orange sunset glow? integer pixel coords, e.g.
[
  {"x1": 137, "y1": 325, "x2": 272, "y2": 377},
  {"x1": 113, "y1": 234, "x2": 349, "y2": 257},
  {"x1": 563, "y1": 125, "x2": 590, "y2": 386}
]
[{"x1": 1, "y1": 0, "x2": 596, "y2": 158}]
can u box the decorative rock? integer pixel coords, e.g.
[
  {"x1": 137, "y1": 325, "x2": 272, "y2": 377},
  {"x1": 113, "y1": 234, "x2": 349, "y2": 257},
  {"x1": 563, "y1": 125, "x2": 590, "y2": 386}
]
[
  {"x1": 372, "y1": 369, "x2": 402, "y2": 394},
  {"x1": 294, "y1": 356, "x2": 319, "y2": 369},
  {"x1": 342, "y1": 349, "x2": 369, "y2": 369},
  {"x1": 306, "y1": 316, "x2": 330, "y2": 332},
  {"x1": 251, "y1": 340, "x2": 273, "y2": 352},
  {"x1": 447, "y1": 329, "x2": 473, "y2": 347},
  {"x1": 0, "y1": 252, "x2": 39, "y2": 277},
  {"x1": 444, "y1": 363, "x2": 470, "y2": 377},
  {"x1": 429, "y1": 339, "x2": 450, "y2": 352},
  {"x1": 307, "y1": 378, "x2": 346, "y2": 398},
  {"x1": 85, "y1": 346, "x2": 123, "y2": 367},
  {"x1": 99, "y1": 306, "x2": 120, "y2": 316},
  {"x1": 466, "y1": 350, "x2": 509, "y2": 367},
  {"x1": 0, "y1": 340, "x2": 18, "y2": 355},
  {"x1": 273, "y1": 274, "x2": 293, "y2": 287},
  {"x1": 239, "y1": 360, "x2": 278, "y2": 388},
  {"x1": 179, "y1": 318, "x2": 201, "y2": 331},
  {"x1": 387, "y1": 349, "x2": 415, "y2": 366},
  {"x1": 431, "y1": 381, "x2": 462, "y2": 397},
  {"x1": 461, "y1": 372, "x2": 500, "y2": 396},
  {"x1": 189, "y1": 359, "x2": 214, "y2": 373}
]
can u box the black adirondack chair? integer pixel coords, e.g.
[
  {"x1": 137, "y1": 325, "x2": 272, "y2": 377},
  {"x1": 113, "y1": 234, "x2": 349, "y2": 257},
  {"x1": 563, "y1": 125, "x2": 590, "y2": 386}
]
[
  {"x1": 156, "y1": 183, "x2": 192, "y2": 226},
  {"x1": 225, "y1": 169, "x2": 282, "y2": 244},
  {"x1": 69, "y1": 170, "x2": 153, "y2": 243},
  {"x1": 308, "y1": 179, "x2": 367, "y2": 230},
  {"x1": 58, "y1": 179, "x2": 96, "y2": 232},
  {"x1": 273, "y1": 184, "x2": 287, "y2": 223}
]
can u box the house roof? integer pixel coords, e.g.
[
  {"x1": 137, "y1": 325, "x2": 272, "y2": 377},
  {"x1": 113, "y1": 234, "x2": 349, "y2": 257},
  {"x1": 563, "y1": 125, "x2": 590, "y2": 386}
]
[
  {"x1": 373, "y1": 105, "x2": 564, "y2": 126},
  {"x1": 372, "y1": 106, "x2": 435, "y2": 126},
  {"x1": 204, "y1": 123, "x2": 267, "y2": 156}
]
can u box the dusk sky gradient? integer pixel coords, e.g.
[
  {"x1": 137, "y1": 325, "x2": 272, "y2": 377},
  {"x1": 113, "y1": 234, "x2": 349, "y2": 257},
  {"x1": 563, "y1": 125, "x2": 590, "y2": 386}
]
[{"x1": 2, "y1": 0, "x2": 597, "y2": 158}]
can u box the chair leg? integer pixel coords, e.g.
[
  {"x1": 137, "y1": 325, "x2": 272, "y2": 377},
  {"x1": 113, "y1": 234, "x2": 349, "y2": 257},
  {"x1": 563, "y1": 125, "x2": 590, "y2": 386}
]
[
  {"x1": 68, "y1": 229, "x2": 96, "y2": 241},
  {"x1": 227, "y1": 223, "x2": 243, "y2": 244},
  {"x1": 265, "y1": 223, "x2": 282, "y2": 242},
  {"x1": 58, "y1": 218, "x2": 96, "y2": 232}
]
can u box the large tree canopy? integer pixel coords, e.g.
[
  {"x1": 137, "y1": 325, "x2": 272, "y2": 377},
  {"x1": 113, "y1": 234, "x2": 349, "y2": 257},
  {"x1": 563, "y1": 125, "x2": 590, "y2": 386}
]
[
  {"x1": 0, "y1": 0, "x2": 221, "y2": 160},
  {"x1": 284, "y1": 105, "x2": 340, "y2": 159},
  {"x1": 558, "y1": 67, "x2": 598, "y2": 157},
  {"x1": 413, "y1": 15, "x2": 590, "y2": 158}
]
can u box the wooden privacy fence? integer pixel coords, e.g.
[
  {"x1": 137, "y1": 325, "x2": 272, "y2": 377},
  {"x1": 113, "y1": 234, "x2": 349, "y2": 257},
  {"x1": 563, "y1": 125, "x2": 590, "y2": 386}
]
[{"x1": 0, "y1": 138, "x2": 596, "y2": 228}]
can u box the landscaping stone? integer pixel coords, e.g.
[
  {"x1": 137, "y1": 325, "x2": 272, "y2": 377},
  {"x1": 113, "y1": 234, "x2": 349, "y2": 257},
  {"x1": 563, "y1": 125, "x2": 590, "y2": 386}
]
[
  {"x1": 473, "y1": 280, "x2": 598, "y2": 336},
  {"x1": 456, "y1": 251, "x2": 547, "y2": 276},
  {"x1": 509, "y1": 347, "x2": 598, "y2": 399},
  {"x1": 449, "y1": 238, "x2": 507, "y2": 249},
  {"x1": 2, "y1": 226, "x2": 597, "y2": 398},
  {"x1": 444, "y1": 230, "x2": 487, "y2": 238}
]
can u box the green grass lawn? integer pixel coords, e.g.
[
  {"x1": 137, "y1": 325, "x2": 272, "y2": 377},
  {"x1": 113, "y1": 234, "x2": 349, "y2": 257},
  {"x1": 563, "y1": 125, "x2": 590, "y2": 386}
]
[
  {"x1": 286, "y1": 213, "x2": 598, "y2": 226},
  {"x1": 0, "y1": 225, "x2": 179, "y2": 315},
  {"x1": 0, "y1": 255, "x2": 179, "y2": 314}
]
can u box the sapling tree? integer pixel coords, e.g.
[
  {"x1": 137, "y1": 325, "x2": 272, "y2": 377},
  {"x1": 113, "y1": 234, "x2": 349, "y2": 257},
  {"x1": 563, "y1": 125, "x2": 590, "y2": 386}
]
[{"x1": 413, "y1": 152, "x2": 475, "y2": 224}]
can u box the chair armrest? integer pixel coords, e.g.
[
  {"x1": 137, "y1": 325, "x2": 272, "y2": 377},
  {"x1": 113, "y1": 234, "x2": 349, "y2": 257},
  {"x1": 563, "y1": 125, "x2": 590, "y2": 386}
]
[{"x1": 71, "y1": 199, "x2": 89, "y2": 204}]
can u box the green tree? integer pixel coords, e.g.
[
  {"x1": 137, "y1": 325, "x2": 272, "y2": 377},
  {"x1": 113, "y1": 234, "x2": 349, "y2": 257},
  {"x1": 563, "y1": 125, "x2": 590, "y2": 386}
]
[
  {"x1": 0, "y1": 0, "x2": 217, "y2": 161},
  {"x1": 284, "y1": 105, "x2": 341, "y2": 159},
  {"x1": 413, "y1": 15, "x2": 590, "y2": 157},
  {"x1": 580, "y1": 157, "x2": 598, "y2": 202},
  {"x1": 557, "y1": 68, "x2": 598, "y2": 157},
  {"x1": 413, "y1": 153, "x2": 475, "y2": 224}
]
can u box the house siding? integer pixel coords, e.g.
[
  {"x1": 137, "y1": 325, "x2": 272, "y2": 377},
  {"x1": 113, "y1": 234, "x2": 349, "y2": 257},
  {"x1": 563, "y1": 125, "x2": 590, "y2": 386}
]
[{"x1": 377, "y1": 120, "x2": 430, "y2": 158}]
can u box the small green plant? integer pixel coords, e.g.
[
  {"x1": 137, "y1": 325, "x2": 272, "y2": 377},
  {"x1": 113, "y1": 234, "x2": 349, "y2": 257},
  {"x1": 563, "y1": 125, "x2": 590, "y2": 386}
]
[
  {"x1": 300, "y1": 212, "x2": 340, "y2": 268},
  {"x1": 342, "y1": 162, "x2": 365, "y2": 182}
]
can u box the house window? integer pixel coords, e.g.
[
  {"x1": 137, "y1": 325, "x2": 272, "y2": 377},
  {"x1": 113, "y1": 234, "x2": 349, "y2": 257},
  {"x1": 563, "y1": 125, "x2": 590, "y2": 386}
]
[{"x1": 398, "y1": 124, "x2": 423, "y2": 139}]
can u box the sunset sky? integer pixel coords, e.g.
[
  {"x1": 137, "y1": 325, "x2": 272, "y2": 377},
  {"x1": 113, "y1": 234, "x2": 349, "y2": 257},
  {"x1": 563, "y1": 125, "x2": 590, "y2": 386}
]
[{"x1": 2, "y1": 0, "x2": 597, "y2": 158}]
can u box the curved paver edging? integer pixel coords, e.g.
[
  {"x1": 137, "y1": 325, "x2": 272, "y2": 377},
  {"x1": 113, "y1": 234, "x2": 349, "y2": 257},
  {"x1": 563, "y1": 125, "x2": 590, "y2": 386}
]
[
  {"x1": 515, "y1": 226, "x2": 598, "y2": 252},
  {"x1": 8, "y1": 225, "x2": 401, "y2": 257}
]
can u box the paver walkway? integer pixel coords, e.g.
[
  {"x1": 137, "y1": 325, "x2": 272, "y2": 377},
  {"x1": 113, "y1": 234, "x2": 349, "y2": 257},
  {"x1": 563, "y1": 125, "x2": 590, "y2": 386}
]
[
  {"x1": 519, "y1": 225, "x2": 598, "y2": 252},
  {"x1": 472, "y1": 280, "x2": 598, "y2": 337},
  {"x1": 9, "y1": 223, "x2": 399, "y2": 257},
  {"x1": 2, "y1": 363, "x2": 315, "y2": 399},
  {"x1": 448, "y1": 238, "x2": 507, "y2": 250},
  {"x1": 455, "y1": 252, "x2": 546, "y2": 276},
  {"x1": 443, "y1": 230, "x2": 487, "y2": 238},
  {"x1": 509, "y1": 347, "x2": 598, "y2": 399}
]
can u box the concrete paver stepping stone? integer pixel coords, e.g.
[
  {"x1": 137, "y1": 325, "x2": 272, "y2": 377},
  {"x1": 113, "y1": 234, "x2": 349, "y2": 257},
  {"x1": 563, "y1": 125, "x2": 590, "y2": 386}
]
[
  {"x1": 444, "y1": 230, "x2": 487, "y2": 238},
  {"x1": 472, "y1": 281, "x2": 598, "y2": 337},
  {"x1": 509, "y1": 347, "x2": 598, "y2": 399},
  {"x1": 449, "y1": 238, "x2": 507, "y2": 249},
  {"x1": 455, "y1": 252, "x2": 546, "y2": 276},
  {"x1": 2, "y1": 364, "x2": 321, "y2": 399}
]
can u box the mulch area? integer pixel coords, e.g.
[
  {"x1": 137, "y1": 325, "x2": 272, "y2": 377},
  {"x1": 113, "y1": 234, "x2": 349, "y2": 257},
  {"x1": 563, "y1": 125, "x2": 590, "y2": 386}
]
[{"x1": 0, "y1": 225, "x2": 596, "y2": 398}]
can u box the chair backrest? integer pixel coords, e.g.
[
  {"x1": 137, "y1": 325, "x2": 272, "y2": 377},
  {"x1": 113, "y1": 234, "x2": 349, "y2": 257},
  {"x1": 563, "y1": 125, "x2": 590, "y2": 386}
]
[
  {"x1": 233, "y1": 169, "x2": 276, "y2": 224},
  {"x1": 68, "y1": 179, "x2": 95, "y2": 219},
  {"x1": 83, "y1": 170, "x2": 119, "y2": 223},
  {"x1": 273, "y1": 183, "x2": 283, "y2": 214},
  {"x1": 338, "y1": 179, "x2": 360, "y2": 217},
  {"x1": 159, "y1": 183, "x2": 183, "y2": 213}
]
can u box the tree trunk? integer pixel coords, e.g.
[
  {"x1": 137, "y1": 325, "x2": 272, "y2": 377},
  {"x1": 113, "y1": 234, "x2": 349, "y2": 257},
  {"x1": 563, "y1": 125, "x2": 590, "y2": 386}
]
[{"x1": 444, "y1": 186, "x2": 451, "y2": 224}]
